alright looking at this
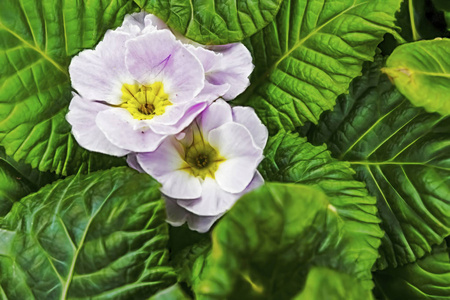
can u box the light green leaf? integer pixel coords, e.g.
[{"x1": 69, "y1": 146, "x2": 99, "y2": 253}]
[
  {"x1": 374, "y1": 241, "x2": 450, "y2": 299},
  {"x1": 194, "y1": 183, "x2": 345, "y2": 299},
  {"x1": 306, "y1": 56, "x2": 450, "y2": 268},
  {"x1": 260, "y1": 131, "x2": 383, "y2": 287},
  {"x1": 294, "y1": 267, "x2": 373, "y2": 300},
  {"x1": 134, "y1": 0, "x2": 283, "y2": 44},
  {"x1": 0, "y1": 0, "x2": 136, "y2": 175},
  {"x1": 383, "y1": 39, "x2": 450, "y2": 116},
  {"x1": 149, "y1": 284, "x2": 191, "y2": 300},
  {"x1": 0, "y1": 167, "x2": 176, "y2": 299},
  {"x1": 0, "y1": 147, "x2": 58, "y2": 217},
  {"x1": 235, "y1": 0, "x2": 401, "y2": 133}
]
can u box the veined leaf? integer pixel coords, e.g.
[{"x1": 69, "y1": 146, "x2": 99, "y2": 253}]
[
  {"x1": 260, "y1": 131, "x2": 383, "y2": 287},
  {"x1": 194, "y1": 183, "x2": 346, "y2": 299},
  {"x1": 134, "y1": 0, "x2": 283, "y2": 44},
  {"x1": 0, "y1": 167, "x2": 176, "y2": 299},
  {"x1": 0, "y1": 147, "x2": 58, "y2": 217},
  {"x1": 294, "y1": 267, "x2": 373, "y2": 300},
  {"x1": 374, "y1": 241, "x2": 450, "y2": 299},
  {"x1": 235, "y1": 0, "x2": 401, "y2": 133},
  {"x1": 383, "y1": 39, "x2": 450, "y2": 116},
  {"x1": 306, "y1": 56, "x2": 450, "y2": 268},
  {"x1": 0, "y1": 0, "x2": 135, "y2": 175}
]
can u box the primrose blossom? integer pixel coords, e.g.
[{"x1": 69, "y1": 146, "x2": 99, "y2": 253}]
[
  {"x1": 67, "y1": 12, "x2": 253, "y2": 156},
  {"x1": 128, "y1": 100, "x2": 268, "y2": 232}
]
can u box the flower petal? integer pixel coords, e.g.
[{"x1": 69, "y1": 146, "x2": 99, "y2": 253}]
[
  {"x1": 96, "y1": 108, "x2": 166, "y2": 152},
  {"x1": 116, "y1": 12, "x2": 146, "y2": 35},
  {"x1": 150, "y1": 102, "x2": 207, "y2": 135},
  {"x1": 69, "y1": 30, "x2": 132, "y2": 105},
  {"x1": 232, "y1": 106, "x2": 268, "y2": 150},
  {"x1": 209, "y1": 123, "x2": 263, "y2": 193},
  {"x1": 206, "y1": 43, "x2": 254, "y2": 100},
  {"x1": 125, "y1": 30, "x2": 205, "y2": 104},
  {"x1": 177, "y1": 177, "x2": 237, "y2": 216},
  {"x1": 198, "y1": 99, "x2": 233, "y2": 135},
  {"x1": 136, "y1": 138, "x2": 203, "y2": 199},
  {"x1": 66, "y1": 95, "x2": 130, "y2": 156},
  {"x1": 126, "y1": 153, "x2": 145, "y2": 173},
  {"x1": 164, "y1": 196, "x2": 222, "y2": 232}
]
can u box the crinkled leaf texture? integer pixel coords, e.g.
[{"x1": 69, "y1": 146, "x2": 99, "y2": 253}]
[
  {"x1": 306, "y1": 57, "x2": 450, "y2": 268},
  {"x1": 383, "y1": 39, "x2": 450, "y2": 116},
  {"x1": 0, "y1": 167, "x2": 176, "y2": 299},
  {"x1": 293, "y1": 267, "x2": 373, "y2": 300},
  {"x1": 236, "y1": 0, "x2": 401, "y2": 133},
  {"x1": 0, "y1": 147, "x2": 58, "y2": 217},
  {"x1": 194, "y1": 183, "x2": 346, "y2": 299},
  {"x1": 150, "y1": 284, "x2": 191, "y2": 300},
  {"x1": 374, "y1": 240, "x2": 450, "y2": 299},
  {"x1": 259, "y1": 132, "x2": 383, "y2": 286},
  {"x1": 134, "y1": 0, "x2": 283, "y2": 44},
  {"x1": 0, "y1": 0, "x2": 136, "y2": 175}
]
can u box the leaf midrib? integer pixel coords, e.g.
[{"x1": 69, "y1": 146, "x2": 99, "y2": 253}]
[
  {"x1": 246, "y1": 0, "x2": 368, "y2": 96},
  {"x1": 0, "y1": 22, "x2": 68, "y2": 76}
]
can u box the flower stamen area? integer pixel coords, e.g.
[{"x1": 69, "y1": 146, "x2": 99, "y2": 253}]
[
  {"x1": 120, "y1": 82, "x2": 172, "y2": 120},
  {"x1": 183, "y1": 125, "x2": 225, "y2": 179}
]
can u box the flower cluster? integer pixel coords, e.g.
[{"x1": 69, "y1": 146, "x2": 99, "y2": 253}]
[{"x1": 67, "y1": 12, "x2": 267, "y2": 232}]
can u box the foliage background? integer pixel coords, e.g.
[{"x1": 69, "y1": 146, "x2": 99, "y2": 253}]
[{"x1": 0, "y1": 0, "x2": 449, "y2": 299}]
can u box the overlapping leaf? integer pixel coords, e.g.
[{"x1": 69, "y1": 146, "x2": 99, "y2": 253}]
[
  {"x1": 374, "y1": 241, "x2": 450, "y2": 299},
  {"x1": 194, "y1": 183, "x2": 345, "y2": 299},
  {"x1": 0, "y1": 167, "x2": 175, "y2": 299},
  {"x1": 306, "y1": 57, "x2": 450, "y2": 268},
  {"x1": 236, "y1": 0, "x2": 401, "y2": 133},
  {"x1": 0, "y1": 0, "x2": 135, "y2": 175},
  {"x1": 383, "y1": 39, "x2": 450, "y2": 116},
  {"x1": 260, "y1": 131, "x2": 383, "y2": 286},
  {"x1": 134, "y1": 0, "x2": 283, "y2": 44},
  {"x1": 294, "y1": 267, "x2": 372, "y2": 300},
  {"x1": 0, "y1": 147, "x2": 58, "y2": 217}
]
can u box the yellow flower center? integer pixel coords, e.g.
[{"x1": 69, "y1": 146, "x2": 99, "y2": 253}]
[
  {"x1": 120, "y1": 82, "x2": 172, "y2": 120},
  {"x1": 182, "y1": 123, "x2": 225, "y2": 179}
]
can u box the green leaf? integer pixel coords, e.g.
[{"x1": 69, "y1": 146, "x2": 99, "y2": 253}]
[
  {"x1": 194, "y1": 183, "x2": 345, "y2": 299},
  {"x1": 293, "y1": 267, "x2": 373, "y2": 300},
  {"x1": 150, "y1": 284, "x2": 191, "y2": 300},
  {"x1": 0, "y1": 167, "x2": 176, "y2": 299},
  {"x1": 134, "y1": 0, "x2": 283, "y2": 45},
  {"x1": 383, "y1": 38, "x2": 450, "y2": 116},
  {"x1": 234, "y1": 0, "x2": 401, "y2": 133},
  {"x1": 259, "y1": 131, "x2": 383, "y2": 286},
  {"x1": 306, "y1": 56, "x2": 450, "y2": 268},
  {"x1": 374, "y1": 241, "x2": 450, "y2": 299},
  {"x1": 0, "y1": 147, "x2": 58, "y2": 217},
  {"x1": 0, "y1": 0, "x2": 136, "y2": 175}
]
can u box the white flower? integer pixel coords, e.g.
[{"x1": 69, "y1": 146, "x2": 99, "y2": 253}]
[
  {"x1": 66, "y1": 12, "x2": 254, "y2": 156},
  {"x1": 129, "y1": 100, "x2": 268, "y2": 232}
]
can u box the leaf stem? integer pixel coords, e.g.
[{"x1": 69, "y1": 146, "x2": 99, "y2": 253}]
[{"x1": 409, "y1": 0, "x2": 420, "y2": 41}]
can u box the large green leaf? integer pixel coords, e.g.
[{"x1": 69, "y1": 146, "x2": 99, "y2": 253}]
[
  {"x1": 374, "y1": 241, "x2": 450, "y2": 299},
  {"x1": 383, "y1": 39, "x2": 450, "y2": 116},
  {"x1": 0, "y1": 147, "x2": 58, "y2": 217},
  {"x1": 293, "y1": 267, "x2": 373, "y2": 300},
  {"x1": 0, "y1": 0, "x2": 135, "y2": 175},
  {"x1": 306, "y1": 57, "x2": 450, "y2": 268},
  {"x1": 234, "y1": 0, "x2": 401, "y2": 133},
  {"x1": 0, "y1": 167, "x2": 176, "y2": 299},
  {"x1": 259, "y1": 131, "x2": 383, "y2": 286},
  {"x1": 134, "y1": 0, "x2": 283, "y2": 45},
  {"x1": 194, "y1": 183, "x2": 347, "y2": 299}
]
